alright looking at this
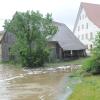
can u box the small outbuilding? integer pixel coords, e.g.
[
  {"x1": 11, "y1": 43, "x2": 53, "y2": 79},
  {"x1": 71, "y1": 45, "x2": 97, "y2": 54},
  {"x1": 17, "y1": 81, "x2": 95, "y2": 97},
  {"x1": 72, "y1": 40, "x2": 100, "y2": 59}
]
[{"x1": 48, "y1": 22, "x2": 86, "y2": 60}]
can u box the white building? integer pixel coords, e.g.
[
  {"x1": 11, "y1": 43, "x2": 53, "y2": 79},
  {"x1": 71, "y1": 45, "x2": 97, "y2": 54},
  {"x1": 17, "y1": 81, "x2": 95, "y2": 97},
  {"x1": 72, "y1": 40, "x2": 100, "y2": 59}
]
[{"x1": 73, "y1": 2, "x2": 100, "y2": 52}]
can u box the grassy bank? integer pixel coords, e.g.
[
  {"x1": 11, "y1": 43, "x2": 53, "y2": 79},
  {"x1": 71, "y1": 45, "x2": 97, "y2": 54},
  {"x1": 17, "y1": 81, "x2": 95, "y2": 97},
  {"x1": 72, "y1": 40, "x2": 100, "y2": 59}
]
[
  {"x1": 0, "y1": 61, "x2": 22, "y2": 69},
  {"x1": 68, "y1": 76, "x2": 100, "y2": 100},
  {"x1": 0, "y1": 57, "x2": 89, "y2": 68},
  {"x1": 46, "y1": 57, "x2": 89, "y2": 67}
]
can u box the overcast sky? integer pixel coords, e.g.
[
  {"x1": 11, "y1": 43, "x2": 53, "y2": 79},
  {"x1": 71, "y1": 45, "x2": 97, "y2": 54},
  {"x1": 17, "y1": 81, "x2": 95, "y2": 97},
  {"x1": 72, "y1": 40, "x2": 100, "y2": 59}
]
[{"x1": 0, "y1": 0, "x2": 100, "y2": 31}]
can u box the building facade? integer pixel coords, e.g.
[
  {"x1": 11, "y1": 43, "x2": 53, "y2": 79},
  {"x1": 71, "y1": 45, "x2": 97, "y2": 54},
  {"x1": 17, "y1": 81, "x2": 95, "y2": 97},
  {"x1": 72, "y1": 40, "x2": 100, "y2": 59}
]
[{"x1": 73, "y1": 2, "x2": 100, "y2": 53}]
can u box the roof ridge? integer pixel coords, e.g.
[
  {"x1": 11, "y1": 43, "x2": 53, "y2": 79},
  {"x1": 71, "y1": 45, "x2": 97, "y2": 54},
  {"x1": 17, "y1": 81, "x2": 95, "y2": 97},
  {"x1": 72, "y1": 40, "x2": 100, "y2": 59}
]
[
  {"x1": 81, "y1": 2, "x2": 100, "y2": 6},
  {"x1": 81, "y1": 2, "x2": 100, "y2": 28},
  {"x1": 53, "y1": 21, "x2": 66, "y2": 26}
]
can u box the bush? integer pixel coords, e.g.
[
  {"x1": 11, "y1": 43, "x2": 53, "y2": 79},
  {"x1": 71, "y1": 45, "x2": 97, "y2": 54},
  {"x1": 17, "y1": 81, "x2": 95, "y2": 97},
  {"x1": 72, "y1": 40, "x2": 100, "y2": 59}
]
[
  {"x1": 82, "y1": 32, "x2": 100, "y2": 75},
  {"x1": 19, "y1": 47, "x2": 50, "y2": 68},
  {"x1": 83, "y1": 56, "x2": 100, "y2": 74}
]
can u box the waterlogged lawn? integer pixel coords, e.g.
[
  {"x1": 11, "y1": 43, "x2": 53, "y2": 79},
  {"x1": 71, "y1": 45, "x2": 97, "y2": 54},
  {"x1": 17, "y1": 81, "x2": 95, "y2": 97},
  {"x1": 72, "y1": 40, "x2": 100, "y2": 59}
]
[
  {"x1": 0, "y1": 57, "x2": 89, "y2": 68},
  {"x1": 46, "y1": 57, "x2": 89, "y2": 67},
  {"x1": 68, "y1": 76, "x2": 100, "y2": 100}
]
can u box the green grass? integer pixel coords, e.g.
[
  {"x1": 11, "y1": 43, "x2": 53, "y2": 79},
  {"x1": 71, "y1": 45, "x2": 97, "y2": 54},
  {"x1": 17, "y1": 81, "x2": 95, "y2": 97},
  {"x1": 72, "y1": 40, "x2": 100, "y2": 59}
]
[
  {"x1": 46, "y1": 57, "x2": 89, "y2": 67},
  {"x1": 68, "y1": 76, "x2": 100, "y2": 100},
  {"x1": 0, "y1": 57, "x2": 89, "y2": 68},
  {"x1": 0, "y1": 61, "x2": 22, "y2": 69}
]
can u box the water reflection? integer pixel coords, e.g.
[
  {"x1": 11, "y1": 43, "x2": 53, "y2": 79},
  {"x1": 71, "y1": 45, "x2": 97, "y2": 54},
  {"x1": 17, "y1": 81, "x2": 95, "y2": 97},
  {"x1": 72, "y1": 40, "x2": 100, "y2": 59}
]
[{"x1": 0, "y1": 64, "x2": 71, "y2": 100}]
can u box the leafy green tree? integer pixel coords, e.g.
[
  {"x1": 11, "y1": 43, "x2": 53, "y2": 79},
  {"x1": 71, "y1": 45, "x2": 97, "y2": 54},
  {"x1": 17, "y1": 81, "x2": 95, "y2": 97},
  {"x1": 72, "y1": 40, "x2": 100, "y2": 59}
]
[
  {"x1": 4, "y1": 11, "x2": 57, "y2": 68},
  {"x1": 83, "y1": 32, "x2": 100, "y2": 74}
]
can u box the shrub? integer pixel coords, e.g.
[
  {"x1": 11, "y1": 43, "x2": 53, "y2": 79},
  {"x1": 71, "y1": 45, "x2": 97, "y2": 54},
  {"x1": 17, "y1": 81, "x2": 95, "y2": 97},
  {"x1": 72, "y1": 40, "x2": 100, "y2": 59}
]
[
  {"x1": 83, "y1": 56, "x2": 100, "y2": 74},
  {"x1": 82, "y1": 32, "x2": 100, "y2": 75}
]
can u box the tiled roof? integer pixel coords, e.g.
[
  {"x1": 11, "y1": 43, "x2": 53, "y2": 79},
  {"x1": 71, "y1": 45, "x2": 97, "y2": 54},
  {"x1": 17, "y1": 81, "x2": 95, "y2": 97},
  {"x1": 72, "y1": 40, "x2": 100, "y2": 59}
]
[
  {"x1": 50, "y1": 22, "x2": 86, "y2": 50},
  {"x1": 81, "y1": 2, "x2": 100, "y2": 28},
  {"x1": 73, "y1": 2, "x2": 100, "y2": 32}
]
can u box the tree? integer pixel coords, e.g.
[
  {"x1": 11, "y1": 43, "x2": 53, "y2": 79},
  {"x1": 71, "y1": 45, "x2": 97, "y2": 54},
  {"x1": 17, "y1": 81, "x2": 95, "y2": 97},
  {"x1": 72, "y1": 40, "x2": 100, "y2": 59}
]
[
  {"x1": 83, "y1": 32, "x2": 100, "y2": 74},
  {"x1": 4, "y1": 11, "x2": 57, "y2": 68}
]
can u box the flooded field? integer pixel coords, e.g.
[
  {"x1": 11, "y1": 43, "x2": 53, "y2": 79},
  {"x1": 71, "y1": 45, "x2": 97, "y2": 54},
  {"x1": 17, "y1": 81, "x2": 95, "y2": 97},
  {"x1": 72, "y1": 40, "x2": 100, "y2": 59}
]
[{"x1": 0, "y1": 64, "x2": 73, "y2": 100}]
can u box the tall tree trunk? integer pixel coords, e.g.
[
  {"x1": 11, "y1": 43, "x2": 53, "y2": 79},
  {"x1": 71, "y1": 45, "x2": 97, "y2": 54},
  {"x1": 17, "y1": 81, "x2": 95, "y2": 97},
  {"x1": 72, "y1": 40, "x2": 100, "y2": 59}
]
[{"x1": 28, "y1": 40, "x2": 33, "y2": 67}]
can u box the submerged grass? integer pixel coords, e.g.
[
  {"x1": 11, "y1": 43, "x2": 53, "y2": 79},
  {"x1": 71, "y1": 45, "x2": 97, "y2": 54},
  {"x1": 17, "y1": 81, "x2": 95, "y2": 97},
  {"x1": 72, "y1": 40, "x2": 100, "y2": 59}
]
[
  {"x1": 68, "y1": 75, "x2": 100, "y2": 100},
  {"x1": 0, "y1": 61, "x2": 22, "y2": 69},
  {"x1": 0, "y1": 57, "x2": 89, "y2": 69},
  {"x1": 46, "y1": 57, "x2": 89, "y2": 67}
]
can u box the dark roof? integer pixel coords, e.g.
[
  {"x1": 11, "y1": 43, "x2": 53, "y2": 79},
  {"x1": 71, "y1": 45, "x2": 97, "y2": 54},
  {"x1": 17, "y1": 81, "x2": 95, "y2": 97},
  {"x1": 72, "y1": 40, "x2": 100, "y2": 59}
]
[
  {"x1": 51, "y1": 22, "x2": 86, "y2": 51},
  {"x1": 1, "y1": 22, "x2": 86, "y2": 50},
  {"x1": 73, "y1": 2, "x2": 100, "y2": 32}
]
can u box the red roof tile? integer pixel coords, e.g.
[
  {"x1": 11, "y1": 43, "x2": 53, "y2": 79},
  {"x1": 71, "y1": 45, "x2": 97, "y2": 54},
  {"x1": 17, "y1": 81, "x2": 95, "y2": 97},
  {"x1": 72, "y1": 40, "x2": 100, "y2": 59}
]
[{"x1": 81, "y1": 2, "x2": 100, "y2": 28}]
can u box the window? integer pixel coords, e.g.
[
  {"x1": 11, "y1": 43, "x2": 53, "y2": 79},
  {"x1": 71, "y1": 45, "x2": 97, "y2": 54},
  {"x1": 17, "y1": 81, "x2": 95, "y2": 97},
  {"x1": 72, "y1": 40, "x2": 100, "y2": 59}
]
[
  {"x1": 78, "y1": 26, "x2": 80, "y2": 31},
  {"x1": 86, "y1": 34, "x2": 88, "y2": 39},
  {"x1": 82, "y1": 15, "x2": 84, "y2": 19},
  {"x1": 86, "y1": 23, "x2": 88, "y2": 29},
  {"x1": 90, "y1": 32, "x2": 93, "y2": 39},
  {"x1": 9, "y1": 47, "x2": 11, "y2": 53},
  {"x1": 82, "y1": 24, "x2": 84, "y2": 29},
  {"x1": 78, "y1": 35, "x2": 80, "y2": 39},
  {"x1": 80, "y1": 16, "x2": 81, "y2": 20},
  {"x1": 82, "y1": 34, "x2": 84, "y2": 40},
  {"x1": 90, "y1": 44, "x2": 93, "y2": 49}
]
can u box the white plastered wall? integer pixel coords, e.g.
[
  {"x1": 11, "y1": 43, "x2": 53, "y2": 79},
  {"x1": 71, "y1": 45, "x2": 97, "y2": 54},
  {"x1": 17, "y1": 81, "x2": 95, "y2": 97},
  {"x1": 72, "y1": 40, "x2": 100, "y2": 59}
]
[{"x1": 74, "y1": 8, "x2": 100, "y2": 51}]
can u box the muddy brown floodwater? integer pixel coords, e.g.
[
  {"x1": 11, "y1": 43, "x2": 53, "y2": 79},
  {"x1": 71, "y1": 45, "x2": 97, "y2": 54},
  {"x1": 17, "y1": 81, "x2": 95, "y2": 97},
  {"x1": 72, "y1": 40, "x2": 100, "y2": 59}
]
[{"x1": 0, "y1": 64, "x2": 72, "y2": 100}]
